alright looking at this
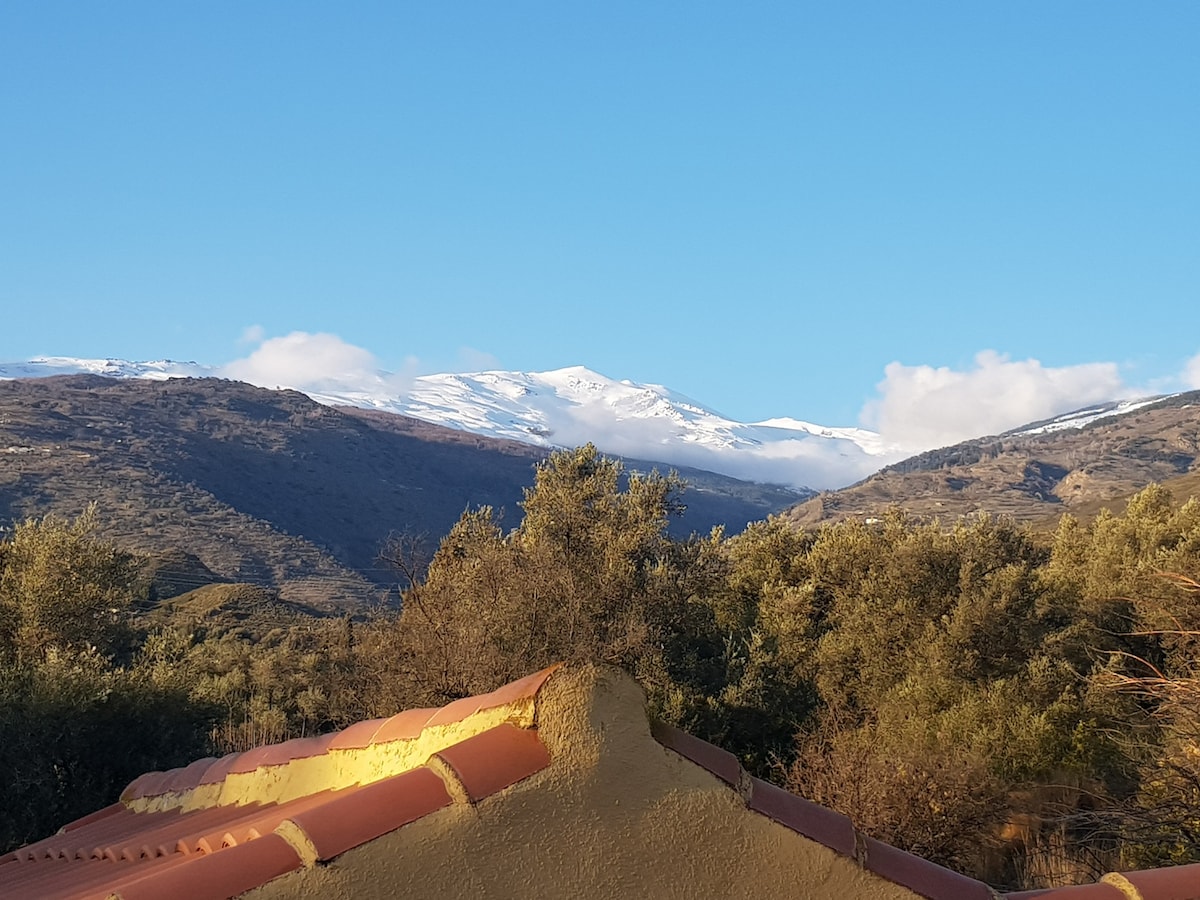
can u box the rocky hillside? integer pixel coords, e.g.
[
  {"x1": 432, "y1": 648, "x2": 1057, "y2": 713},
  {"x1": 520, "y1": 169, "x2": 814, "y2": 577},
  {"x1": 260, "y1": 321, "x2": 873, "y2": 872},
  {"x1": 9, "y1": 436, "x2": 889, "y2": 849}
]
[
  {"x1": 787, "y1": 390, "x2": 1200, "y2": 527},
  {"x1": 0, "y1": 375, "x2": 805, "y2": 605}
]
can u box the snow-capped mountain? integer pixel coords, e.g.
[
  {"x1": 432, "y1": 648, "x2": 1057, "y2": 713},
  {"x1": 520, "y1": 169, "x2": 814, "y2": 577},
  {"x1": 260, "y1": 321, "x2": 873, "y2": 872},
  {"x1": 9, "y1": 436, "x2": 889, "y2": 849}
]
[
  {"x1": 0, "y1": 357, "x2": 210, "y2": 381},
  {"x1": 1, "y1": 356, "x2": 1173, "y2": 491},
  {"x1": 0, "y1": 357, "x2": 903, "y2": 490}
]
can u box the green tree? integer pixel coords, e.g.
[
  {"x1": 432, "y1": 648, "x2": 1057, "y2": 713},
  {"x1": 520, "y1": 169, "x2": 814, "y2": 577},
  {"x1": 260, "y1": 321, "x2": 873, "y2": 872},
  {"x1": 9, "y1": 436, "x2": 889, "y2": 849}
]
[
  {"x1": 388, "y1": 444, "x2": 690, "y2": 702},
  {"x1": 667, "y1": 517, "x2": 821, "y2": 773},
  {"x1": 0, "y1": 505, "x2": 141, "y2": 665},
  {"x1": 0, "y1": 508, "x2": 217, "y2": 852}
]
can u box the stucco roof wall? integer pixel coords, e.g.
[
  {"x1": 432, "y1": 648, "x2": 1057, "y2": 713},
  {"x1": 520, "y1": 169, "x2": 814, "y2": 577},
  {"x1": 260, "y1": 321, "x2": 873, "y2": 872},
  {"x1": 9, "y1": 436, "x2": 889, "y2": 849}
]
[{"x1": 243, "y1": 666, "x2": 925, "y2": 900}]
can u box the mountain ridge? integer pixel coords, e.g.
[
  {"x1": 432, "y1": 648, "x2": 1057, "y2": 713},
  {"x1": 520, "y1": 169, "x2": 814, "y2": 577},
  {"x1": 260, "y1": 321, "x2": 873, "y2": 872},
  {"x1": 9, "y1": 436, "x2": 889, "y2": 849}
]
[
  {"x1": 2, "y1": 355, "x2": 1181, "y2": 500},
  {"x1": 0, "y1": 357, "x2": 898, "y2": 491}
]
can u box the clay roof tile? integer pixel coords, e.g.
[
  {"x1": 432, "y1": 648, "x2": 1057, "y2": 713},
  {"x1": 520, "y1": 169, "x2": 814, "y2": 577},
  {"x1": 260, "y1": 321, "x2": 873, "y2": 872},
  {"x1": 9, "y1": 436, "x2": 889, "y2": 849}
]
[
  {"x1": 326, "y1": 717, "x2": 387, "y2": 750},
  {"x1": 1106, "y1": 863, "x2": 1200, "y2": 900},
  {"x1": 227, "y1": 742, "x2": 282, "y2": 775},
  {"x1": 1005, "y1": 883, "x2": 1129, "y2": 899},
  {"x1": 477, "y1": 662, "x2": 563, "y2": 710},
  {"x1": 57, "y1": 801, "x2": 125, "y2": 833},
  {"x1": 861, "y1": 836, "x2": 997, "y2": 899},
  {"x1": 121, "y1": 768, "x2": 176, "y2": 801},
  {"x1": 111, "y1": 832, "x2": 302, "y2": 900},
  {"x1": 424, "y1": 694, "x2": 484, "y2": 728},
  {"x1": 162, "y1": 756, "x2": 220, "y2": 794},
  {"x1": 432, "y1": 722, "x2": 551, "y2": 803},
  {"x1": 251, "y1": 732, "x2": 338, "y2": 768},
  {"x1": 197, "y1": 751, "x2": 244, "y2": 785},
  {"x1": 370, "y1": 707, "x2": 438, "y2": 744},
  {"x1": 652, "y1": 719, "x2": 743, "y2": 787},
  {"x1": 747, "y1": 776, "x2": 858, "y2": 859},
  {"x1": 285, "y1": 766, "x2": 453, "y2": 862}
]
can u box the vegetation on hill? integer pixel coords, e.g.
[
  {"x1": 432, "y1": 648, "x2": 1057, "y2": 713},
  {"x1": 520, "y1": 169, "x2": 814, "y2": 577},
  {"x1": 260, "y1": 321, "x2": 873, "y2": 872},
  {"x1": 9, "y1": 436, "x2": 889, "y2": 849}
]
[{"x1": 3, "y1": 446, "x2": 1200, "y2": 890}]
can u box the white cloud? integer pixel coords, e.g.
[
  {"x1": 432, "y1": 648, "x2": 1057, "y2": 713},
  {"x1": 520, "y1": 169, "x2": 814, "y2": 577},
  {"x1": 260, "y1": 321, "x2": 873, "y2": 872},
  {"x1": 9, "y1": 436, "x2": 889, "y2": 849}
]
[
  {"x1": 569, "y1": 422, "x2": 885, "y2": 492},
  {"x1": 220, "y1": 332, "x2": 415, "y2": 396},
  {"x1": 1183, "y1": 351, "x2": 1200, "y2": 390},
  {"x1": 860, "y1": 350, "x2": 1129, "y2": 453}
]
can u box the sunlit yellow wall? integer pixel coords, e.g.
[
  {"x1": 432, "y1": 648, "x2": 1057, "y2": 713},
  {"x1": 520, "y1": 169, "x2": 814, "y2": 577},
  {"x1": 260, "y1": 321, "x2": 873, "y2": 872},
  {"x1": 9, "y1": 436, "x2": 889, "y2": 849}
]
[{"x1": 126, "y1": 697, "x2": 538, "y2": 813}]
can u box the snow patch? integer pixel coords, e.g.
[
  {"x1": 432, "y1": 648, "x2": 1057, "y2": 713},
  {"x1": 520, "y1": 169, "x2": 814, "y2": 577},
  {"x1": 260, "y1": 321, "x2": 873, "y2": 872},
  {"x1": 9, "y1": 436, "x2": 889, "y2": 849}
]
[{"x1": 1011, "y1": 395, "x2": 1175, "y2": 436}]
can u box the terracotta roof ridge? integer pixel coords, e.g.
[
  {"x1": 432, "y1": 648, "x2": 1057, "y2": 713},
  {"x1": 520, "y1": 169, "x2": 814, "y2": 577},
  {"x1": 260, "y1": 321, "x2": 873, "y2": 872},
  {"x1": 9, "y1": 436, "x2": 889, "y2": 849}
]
[
  {"x1": 651, "y1": 720, "x2": 1002, "y2": 900},
  {"x1": 119, "y1": 663, "x2": 562, "y2": 814},
  {"x1": 650, "y1": 717, "x2": 1200, "y2": 900},
  {"x1": 1005, "y1": 866, "x2": 1200, "y2": 899}
]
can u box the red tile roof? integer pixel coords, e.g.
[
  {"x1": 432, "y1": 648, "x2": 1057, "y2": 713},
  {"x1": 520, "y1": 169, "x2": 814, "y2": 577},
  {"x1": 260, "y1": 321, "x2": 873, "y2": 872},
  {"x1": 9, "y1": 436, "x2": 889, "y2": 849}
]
[
  {"x1": 1, "y1": 664, "x2": 559, "y2": 900},
  {"x1": 285, "y1": 767, "x2": 451, "y2": 862},
  {"x1": 4, "y1": 662, "x2": 1199, "y2": 900}
]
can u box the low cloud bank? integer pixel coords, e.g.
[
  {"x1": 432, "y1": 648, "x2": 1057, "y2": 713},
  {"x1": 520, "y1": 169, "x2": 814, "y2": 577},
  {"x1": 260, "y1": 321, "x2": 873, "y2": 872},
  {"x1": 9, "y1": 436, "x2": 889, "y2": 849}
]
[
  {"x1": 1184, "y1": 352, "x2": 1200, "y2": 390},
  {"x1": 538, "y1": 404, "x2": 888, "y2": 491},
  {"x1": 542, "y1": 349, "x2": 1198, "y2": 489},
  {"x1": 862, "y1": 350, "x2": 1132, "y2": 453}
]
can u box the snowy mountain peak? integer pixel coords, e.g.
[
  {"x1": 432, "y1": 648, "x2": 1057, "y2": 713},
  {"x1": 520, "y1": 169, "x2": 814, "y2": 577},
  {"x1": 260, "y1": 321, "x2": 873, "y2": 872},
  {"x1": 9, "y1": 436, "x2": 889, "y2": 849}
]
[{"x1": 0, "y1": 356, "x2": 900, "y2": 490}]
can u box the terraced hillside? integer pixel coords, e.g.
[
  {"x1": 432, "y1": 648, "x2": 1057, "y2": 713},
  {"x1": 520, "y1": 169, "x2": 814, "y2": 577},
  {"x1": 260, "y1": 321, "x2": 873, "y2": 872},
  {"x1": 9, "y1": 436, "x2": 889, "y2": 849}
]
[{"x1": 787, "y1": 390, "x2": 1200, "y2": 527}]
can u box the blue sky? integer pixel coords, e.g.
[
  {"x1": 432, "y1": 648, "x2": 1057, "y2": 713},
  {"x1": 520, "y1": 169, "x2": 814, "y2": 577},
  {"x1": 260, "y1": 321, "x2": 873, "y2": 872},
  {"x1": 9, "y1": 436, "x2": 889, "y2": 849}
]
[{"x1": 3, "y1": 2, "x2": 1198, "y2": 435}]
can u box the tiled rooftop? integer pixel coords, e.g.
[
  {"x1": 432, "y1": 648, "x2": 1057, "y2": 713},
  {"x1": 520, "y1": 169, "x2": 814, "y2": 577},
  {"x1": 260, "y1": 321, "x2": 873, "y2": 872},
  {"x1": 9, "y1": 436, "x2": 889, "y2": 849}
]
[
  {"x1": 1, "y1": 665, "x2": 558, "y2": 900},
  {"x1": 3, "y1": 663, "x2": 1199, "y2": 900}
]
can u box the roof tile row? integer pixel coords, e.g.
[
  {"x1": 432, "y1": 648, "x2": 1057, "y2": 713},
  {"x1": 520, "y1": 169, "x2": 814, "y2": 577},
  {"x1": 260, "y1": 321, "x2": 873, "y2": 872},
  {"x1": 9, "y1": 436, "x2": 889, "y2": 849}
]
[
  {"x1": 2, "y1": 665, "x2": 562, "y2": 900},
  {"x1": 1006, "y1": 884, "x2": 1128, "y2": 900},
  {"x1": 1, "y1": 723, "x2": 552, "y2": 900}
]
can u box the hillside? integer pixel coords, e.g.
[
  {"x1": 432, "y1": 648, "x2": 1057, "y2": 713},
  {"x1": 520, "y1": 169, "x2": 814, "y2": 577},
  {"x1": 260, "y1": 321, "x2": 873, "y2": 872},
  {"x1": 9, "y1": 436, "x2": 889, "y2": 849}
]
[
  {"x1": 787, "y1": 390, "x2": 1200, "y2": 527},
  {"x1": 0, "y1": 376, "x2": 805, "y2": 604}
]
